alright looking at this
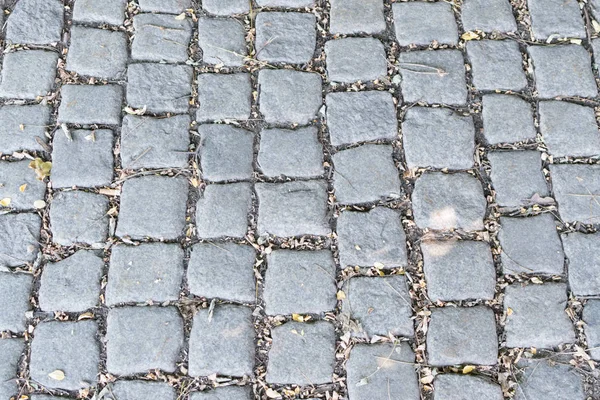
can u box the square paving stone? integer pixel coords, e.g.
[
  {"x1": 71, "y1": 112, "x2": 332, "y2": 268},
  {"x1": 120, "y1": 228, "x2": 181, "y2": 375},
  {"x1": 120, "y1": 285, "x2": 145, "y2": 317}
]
[
  {"x1": 188, "y1": 243, "x2": 256, "y2": 303},
  {"x1": 196, "y1": 183, "x2": 252, "y2": 238},
  {"x1": 127, "y1": 63, "x2": 193, "y2": 114},
  {"x1": 258, "y1": 127, "x2": 323, "y2": 177},
  {"x1": 30, "y1": 321, "x2": 100, "y2": 390},
  {"x1": 256, "y1": 0, "x2": 314, "y2": 6},
  {"x1": 467, "y1": 40, "x2": 527, "y2": 91},
  {"x1": 583, "y1": 300, "x2": 600, "y2": 360},
  {"x1": 347, "y1": 342, "x2": 419, "y2": 400},
  {"x1": 132, "y1": 13, "x2": 192, "y2": 63},
  {"x1": 325, "y1": 38, "x2": 387, "y2": 83},
  {"x1": 256, "y1": 12, "x2": 316, "y2": 64},
  {"x1": 412, "y1": 172, "x2": 486, "y2": 231},
  {"x1": 199, "y1": 124, "x2": 254, "y2": 182},
  {"x1": 460, "y1": 0, "x2": 517, "y2": 32},
  {"x1": 427, "y1": 306, "x2": 497, "y2": 366},
  {"x1": 203, "y1": 0, "x2": 250, "y2": 15},
  {"x1": 51, "y1": 129, "x2": 114, "y2": 188},
  {"x1": 332, "y1": 144, "x2": 401, "y2": 205},
  {"x1": 482, "y1": 95, "x2": 536, "y2": 145},
  {"x1": 528, "y1": 45, "x2": 597, "y2": 98},
  {"x1": 264, "y1": 250, "x2": 336, "y2": 315},
  {"x1": 392, "y1": 2, "x2": 458, "y2": 46},
  {"x1": 504, "y1": 283, "x2": 575, "y2": 348},
  {"x1": 0, "y1": 105, "x2": 51, "y2": 154},
  {"x1": 110, "y1": 381, "x2": 177, "y2": 400},
  {"x1": 0, "y1": 213, "x2": 41, "y2": 268},
  {"x1": 58, "y1": 84, "x2": 123, "y2": 125},
  {"x1": 329, "y1": 0, "x2": 385, "y2": 35},
  {"x1": 0, "y1": 50, "x2": 58, "y2": 99},
  {"x1": 326, "y1": 91, "x2": 397, "y2": 146},
  {"x1": 0, "y1": 339, "x2": 23, "y2": 400},
  {"x1": 73, "y1": 0, "x2": 127, "y2": 25},
  {"x1": 337, "y1": 207, "x2": 407, "y2": 269},
  {"x1": 50, "y1": 191, "x2": 109, "y2": 246},
  {"x1": 402, "y1": 107, "x2": 475, "y2": 169},
  {"x1": 539, "y1": 101, "x2": 600, "y2": 157},
  {"x1": 0, "y1": 160, "x2": 47, "y2": 211},
  {"x1": 398, "y1": 50, "x2": 468, "y2": 105},
  {"x1": 197, "y1": 73, "x2": 251, "y2": 122},
  {"x1": 5, "y1": 0, "x2": 63, "y2": 45},
  {"x1": 562, "y1": 232, "x2": 600, "y2": 296},
  {"x1": 198, "y1": 17, "x2": 247, "y2": 66},
  {"x1": 106, "y1": 307, "x2": 184, "y2": 375},
  {"x1": 528, "y1": 0, "x2": 586, "y2": 40},
  {"x1": 38, "y1": 251, "x2": 103, "y2": 312},
  {"x1": 433, "y1": 374, "x2": 503, "y2": 400},
  {"x1": 120, "y1": 115, "x2": 190, "y2": 169},
  {"x1": 550, "y1": 164, "x2": 600, "y2": 224},
  {"x1": 66, "y1": 26, "x2": 128, "y2": 79},
  {"x1": 106, "y1": 243, "x2": 184, "y2": 305},
  {"x1": 190, "y1": 386, "x2": 252, "y2": 400},
  {"x1": 137, "y1": 0, "x2": 191, "y2": 13},
  {"x1": 0, "y1": 273, "x2": 32, "y2": 332},
  {"x1": 266, "y1": 321, "x2": 335, "y2": 385},
  {"x1": 256, "y1": 181, "x2": 330, "y2": 237},
  {"x1": 116, "y1": 176, "x2": 188, "y2": 240},
  {"x1": 189, "y1": 305, "x2": 255, "y2": 377},
  {"x1": 514, "y1": 358, "x2": 585, "y2": 400},
  {"x1": 258, "y1": 70, "x2": 322, "y2": 125},
  {"x1": 422, "y1": 240, "x2": 495, "y2": 302}
]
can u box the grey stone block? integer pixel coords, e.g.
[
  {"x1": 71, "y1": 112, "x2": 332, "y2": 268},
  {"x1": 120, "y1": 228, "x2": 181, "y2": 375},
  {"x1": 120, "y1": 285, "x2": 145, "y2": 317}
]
[
  {"x1": 197, "y1": 73, "x2": 251, "y2": 122},
  {"x1": 467, "y1": 40, "x2": 527, "y2": 91},
  {"x1": 258, "y1": 127, "x2": 323, "y2": 177},
  {"x1": 461, "y1": 0, "x2": 517, "y2": 32},
  {"x1": 0, "y1": 273, "x2": 32, "y2": 332},
  {"x1": 188, "y1": 243, "x2": 255, "y2": 303},
  {"x1": 189, "y1": 305, "x2": 255, "y2": 377},
  {"x1": 402, "y1": 107, "x2": 475, "y2": 169},
  {"x1": 266, "y1": 321, "x2": 335, "y2": 385},
  {"x1": 66, "y1": 26, "x2": 128, "y2": 79},
  {"x1": 106, "y1": 307, "x2": 184, "y2": 375},
  {"x1": 196, "y1": 183, "x2": 252, "y2": 238},
  {"x1": 127, "y1": 63, "x2": 192, "y2": 113},
  {"x1": 137, "y1": 0, "x2": 191, "y2": 14},
  {"x1": 50, "y1": 191, "x2": 109, "y2": 246},
  {"x1": 203, "y1": 0, "x2": 250, "y2": 15},
  {"x1": 583, "y1": 300, "x2": 600, "y2": 360},
  {"x1": 5, "y1": 0, "x2": 63, "y2": 44},
  {"x1": 30, "y1": 321, "x2": 100, "y2": 390},
  {"x1": 116, "y1": 176, "x2": 188, "y2": 240},
  {"x1": 106, "y1": 243, "x2": 184, "y2": 305},
  {"x1": 528, "y1": 0, "x2": 586, "y2": 40},
  {"x1": 0, "y1": 50, "x2": 58, "y2": 99},
  {"x1": 73, "y1": 0, "x2": 127, "y2": 26},
  {"x1": 110, "y1": 381, "x2": 177, "y2": 400},
  {"x1": 199, "y1": 124, "x2": 254, "y2": 182},
  {"x1": 0, "y1": 160, "x2": 47, "y2": 211},
  {"x1": 0, "y1": 339, "x2": 23, "y2": 400},
  {"x1": 550, "y1": 164, "x2": 600, "y2": 223},
  {"x1": 58, "y1": 84, "x2": 123, "y2": 125},
  {"x1": 39, "y1": 251, "x2": 103, "y2": 312},
  {"x1": 256, "y1": 0, "x2": 314, "y2": 6},
  {"x1": 433, "y1": 374, "x2": 503, "y2": 400},
  {"x1": 190, "y1": 387, "x2": 252, "y2": 400},
  {"x1": 132, "y1": 13, "x2": 192, "y2": 63},
  {"x1": 514, "y1": 358, "x2": 585, "y2": 400},
  {"x1": 326, "y1": 91, "x2": 397, "y2": 146},
  {"x1": 332, "y1": 144, "x2": 401, "y2": 204},
  {"x1": 337, "y1": 207, "x2": 407, "y2": 269},
  {"x1": 329, "y1": 0, "x2": 385, "y2": 35},
  {"x1": 0, "y1": 105, "x2": 51, "y2": 153},
  {"x1": 392, "y1": 2, "x2": 458, "y2": 46},
  {"x1": 482, "y1": 95, "x2": 536, "y2": 144},
  {"x1": 325, "y1": 38, "x2": 387, "y2": 83},
  {"x1": 198, "y1": 17, "x2": 247, "y2": 67},
  {"x1": 0, "y1": 213, "x2": 41, "y2": 267},
  {"x1": 562, "y1": 232, "x2": 600, "y2": 296},
  {"x1": 256, "y1": 12, "x2": 316, "y2": 64}
]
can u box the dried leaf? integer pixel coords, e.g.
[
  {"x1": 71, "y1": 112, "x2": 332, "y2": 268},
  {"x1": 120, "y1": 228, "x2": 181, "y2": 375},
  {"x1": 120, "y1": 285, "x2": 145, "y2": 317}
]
[
  {"x1": 0, "y1": 198, "x2": 11, "y2": 207},
  {"x1": 174, "y1": 12, "x2": 186, "y2": 20},
  {"x1": 507, "y1": 307, "x2": 513, "y2": 316},
  {"x1": 98, "y1": 188, "x2": 120, "y2": 196},
  {"x1": 531, "y1": 277, "x2": 543, "y2": 284},
  {"x1": 48, "y1": 370, "x2": 65, "y2": 381},
  {"x1": 78, "y1": 311, "x2": 94, "y2": 320},
  {"x1": 461, "y1": 31, "x2": 480, "y2": 41},
  {"x1": 265, "y1": 388, "x2": 280, "y2": 399},
  {"x1": 33, "y1": 200, "x2": 46, "y2": 209},
  {"x1": 420, "y1": 375, "x2": 434, "y2": 384},
  {"x1": 19, "y1": 184, "x2": 27, "y2": 192},
  {"x1": 336, "y1": 290, "x2": 346, "y2": 300},
  {"x1": 124, "y1": 105, "x2": 147, "y2": 116},
  {"x1": 462, "y1": 365, "x2": 476, "y2": 374},
  {"x1": 292, "y1": 313, "x2": 304, "y2": 322},
  {"x1": 28, "y1": 158, "x2": 52, "y2": 180}
]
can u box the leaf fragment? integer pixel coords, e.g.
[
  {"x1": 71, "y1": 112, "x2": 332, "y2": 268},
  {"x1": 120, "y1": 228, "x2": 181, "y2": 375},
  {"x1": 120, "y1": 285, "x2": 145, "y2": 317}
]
[
  {"x1": 0, "y1": 198, "x2": 11, "y2": 207},
  {"x1": 336, "y1": 290, "x2": 346, "y2": 300},
  {"x1": 33, "y1": 200, "x2": 46, "y2": 209},
  {"x1": 28, "y1": 158, "x2": 52, "y2": 180},
  {"x1": 265, "y1": 388, "x2": 280, "y2": 399},
  {"x1": 292, "y1": 313, "x2": 304, "y2": 322},
  {"x1": 19, "y1": 184, "x2": 27, "y2": 192},
  {"x1": 462, "y1": 365, "x2": 476, "y2": 374},
  {"x1": 48, "y1": 370, "x2": 65, "y2": 381}
]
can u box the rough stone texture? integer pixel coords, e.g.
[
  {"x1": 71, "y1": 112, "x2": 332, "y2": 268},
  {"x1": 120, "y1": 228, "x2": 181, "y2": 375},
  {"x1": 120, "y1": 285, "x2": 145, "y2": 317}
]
[
  {"x1": 433, "y1": 374, "x2": 504, "y2": 400},
  {"x1": 329, "y1": 0, "x2": 385, "y2": 35},
  {"x1": 422, "y1": 241, "x2": 495, "y2": 302},
  {"x1": 196, "y1": 183, "x2": 252, "y2": 238},
  {"x1": 461, "y1": 0, "x2": 517, "y2": 32},
  {"x1": 73, "y1": 0, "x2": 127, "y2": 26},
  {"x1": 137, "y1": 0, "x2": 191, "y2": 13},
  {"x1": 427, "y1": 307, "x2": 497, "y2": 366},
  {"x1": 66, "y1": 26, "x2": 128, "y2": 79},
  {"x1": 550, "y1": 164, "x2": 600, "y2": 224},
  {"x1": 0, "y1": 273, "x2": 32, "y2": 332},
  {"x1": 196, "y1": 73, "x2": 251, "y2": 122},
  {"x1": 190, "y1": 387, "x2": 252, "y2": 400},
  {"x1": 199, "y1": 124, "x2": 254, "y2": 182},
  {"x1": 188, "y1": 243, "x2": 255, "y2": 303},
  {"x1": 198, "y1": 17, "x2": 247, "y2": 66},
  {"x1": 5, "y1": 0, "x2": 63, "y2": 45},
  {"x1": 39, "y1": 251, "x2": 103, "y2": 312},
  {"x1": 0, "y1": 50, "x2": 58, "y2": 99},
  {"x1": 412, "y1": 172, "x2": 486, "y2": 231},
  {"x1": 528, "y1": 0, "x2": 586, "y2": 40},
  {"x1": 116, "y1": 176, "x2": 188, "y2": 240},
  {"x1": 482, "y1": 95, "x2": 536, "y2": 144},
  {"x1": 0, "y1": 161, "x2": 47, "y2": 211},
  {"x1": 562, "y1": 232, "x2": 600, "y2": 296},
  {"x1": 255, "y1": 12, "x2": 316, "y2": 64},
  {"x1": 110, "y1": 381, "x2": 177, "y2": 400},
  {"x1": 256, "y1": 0, "x2": 314, "y2": 6},
  {"x1": 0, "y1": 105, "x2": 51, "y2": 154},
  {"x1": 402, "y1": 107, "x2": 475, "y2": 169},
  {"x1": 266, "y1": 321, "x2": 335, "y2": 385},
  {"x1": 326, "y1": 91, "x2": 397, "y2": 146},
  {"x1": 58, "y1": 84, "x2": 123, "y2": 125},
  {"x1": 583, "y1": 300, "x2": 600, "y2": 360},
  {"x1": 263, "y1": 250, "x2": 336, "y2": 315},
  {"x1": 325, "y1": 38, "x2": 387, "y2": 83},
  {"x1": 132, "y1": 13, "x2": 192, "y2": 63},
  {"x1": 0, "y1": 339, "x2": 23, "y2": 400},
  {"x1": 106, "y1": 243, "x2": 184, "y2": 305},
  {"x1": 258, "y1": 127, "x2": 323, "y2": 177},
  {"x1": 203, "y1": 0, "x2": 250, "y2": 15},
  {"x1": 0, "y1": 213, "x2": 41, "y2": 268},
  {"x1": 189, "y1": 305, "x2": 255, "y2": 377},
  {"x1": 392, "y1": 2, "x2": 458, "y2": 46},
  {"x1": 467, "y1": 40, "x2": 527, "y2": 91},
  {"x1": 50, "y1": 191, "x2": 109, "y2": 246},
  {"x1": 337, "y1": 207, "x2": 407, "y2": 269},
  {"x1": 127, "y1": 63, "x2": 192, "y2": 113},
  {"x1": 30, "y1": 321, "x2": 100, "y2": 390},
  {"x1": 514, "y1": 358, "x2": 585, "y2": 400},
  {"x1": 106, "y1": 307, "x2": 184, "y2": 375}
]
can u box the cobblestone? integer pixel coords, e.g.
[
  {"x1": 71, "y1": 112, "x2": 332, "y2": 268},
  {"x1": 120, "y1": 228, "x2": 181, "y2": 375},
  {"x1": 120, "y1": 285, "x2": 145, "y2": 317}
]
[
  {"x1": 199, "y1": 124, "x2": 254, "y2": 181},
  {"x1": 137, "y1": 0, "x2": 191, "y2": 14},
  {"x1": 329, "y1": 0, "x2": 385, "y2": 35},
  {"x1": 0, "y1": 273, "x2": 32, "y2": 332},
  {"x1": 198, "y1": 17, "x2": 247, "y2": 67},
  {"x1": 196, "y1": 73, "x2": 252, "y2": 122},
  {"x1": 58, "y1": 84, "x2": 123, "y2": 125},
  {"x1": 392, "y1": 2, "x2": 458, "y2": 46},
  {"x1": 460, "y1": 0, "x2": 517, "y2": 33},
  {"x1": 132, "y1": 13, "x2": 192, "y2": 63},
  {"x1": 514, "y1": 359, "x2": 585, "y2": 400},
  {"x1": 562, "y1": 232, "x2": 600, "y2": 296},
  {"x1": 583, "y1": 300, "x2": 600, "y2": 360},
  {"x1": 0, "y1": 105, "x2": 51, "y2": 153},
  {"x1": 528, "y1": 0, "x2": 586, "y2": 40},
  {"x1": 127, "y1": 63, "x2": 192, "y2": 113},
  {"x1": 0, "y1": 160, "x2": 47, "y2": 211},
  {"x1": 0, "y1": 50, "x2": 58, "y2": 99},
  {"x1": 73, "y1": 0, "x2": 127, "y2": 26},
  {"x1": 0, "y1": 339, "x2": 23, "y2": 400},
  {"x1": 190, "y1": 386, "x2": 252, "y2": 400},
  {"x1": 0, "y1": 213, "x2": 41, "y2": 267},
  {"x1": 550, "y1": 164, "x2": 600, "y2": 223},
  {"x1": 50, "y1": 191, "x2": 109, "y2": 246},
  {"x1": 255, "y1": 12, "x2": 316, "y2": 64},
  {"x1": 467, "y1": 40, "x2": 527, "y2": 91},
  {"x1": 202, "y1": 0, "x2": 249, "y2": 16},
  {"x1": 5, "y1": 0, "x2": 63, "y2": 45},
  {"x1": 433, "y1": 374, "x2": 503, "y2": 400},
  {"x1": 196, "y1": 183, "x2": 252, "y2": 238},
  {"x1": 258, "y1": 127, "x2": 323, "y2": 177},
  {"x1": 481, "y1": 94, "x2": 536, "y2": 144},
  {"x1": 325, "y1": 38, "x2": 387, "y2": 83},
  {"x1": 110, "y1": 381, "x2": 177, "y2": 400},
  {"x1": 256, "y1": 0, "x2": 314, "y2": 7},
  {"x1": 66, "y1": 26, "x2": 128, "y2": 79}
]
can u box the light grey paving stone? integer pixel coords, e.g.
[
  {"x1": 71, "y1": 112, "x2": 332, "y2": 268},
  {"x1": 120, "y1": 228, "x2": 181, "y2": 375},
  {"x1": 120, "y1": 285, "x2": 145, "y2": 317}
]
[
  {"x1": 258, "y1": 69, "x2": 322, "y2": 125},
  {"x1": 196, "y1": 73, "x2": 251, "y2": 122},
  {"x1": 461, "y1": 0, "x2": 517, "y2": 32},
  {"x1": 467, "y1": 40, "x2": 527, "y2": 91},
  {"x1": 592, "y1": 0, "x2": 600, "y2": 21},
  {"x1": 266, "y1": 321, "x2": 335, "y2": 385},
  {"x1": 433, "y1": 374, "x2": 503, "y2": 400},
  {"x1": 110, "y1": 381, "x2": 177, "y2": 400},
  {"x1": 50, "y1": 191, "x2": 109, "y2": 246},
  {"x1": 550, "y1": 164, "x2": 600, "y2": 223},
  {"x1": 325, "y1": 91, "x2": 397, "y2": 146},
  {"x1": 256, "y1": 180, "x2": 330, "y2": 237},
  {"x1": 539, "y1": 101, "x2": 600, "y2": 157},
  {"x1": 392, "y1": 2, "x2": 458, "y2": 46},
  {"x1": 562, "y1": 232, "x2": 600, "y2": 296},
  {"x1": 422, "y1": 240, "x2": 495, "y2": 302},
  {"x1": 106, "y1": 307, "x2": 184, "y2": 375},
  {"x1": 189, "y1": 305, "x2": 255, "y2": 377},
  {"x1": 482, "y1": 94, "x2": 536, "y2": 145},
  {"x1": 66, "y1": 26, "x2": 128, "y2": 79},
  {"x1": 528, "y1": 45, "x2": 597, "y2": 98},
  {"x1": 198, "y1": 124, "x2": 254, "y2": 182},
  {"x1": 127, "y1": 63, "x2": 192, "y2": 114},
  {"x1": 5, "y1": 0, "x2": 63, "y2": 44},
  {"x1": 120, "y1": 115, "x2": 190, "y2": 169},
  {"x1": 132, "y1": 13, "x2": 192, "y2": 63},
  {"x1": 0, "y1": 160, "x2": 47, "y2": 211},
  {"x1": 190, "y1": 386, "x2": 252, "y2": 400},
  {"x1": 39, "y1": 251, "x2": 103, "y2": 312},
  {"x1": 256, "y1": 0, "x2": 314, "y2": 7},
  {"x1": 427, "y1": 306, "x2": 497, "y2": 366},
  {"x1": 0, "y1": 273, "x2": 32, "y2": 332},
  {"x1": 0, "y1": 213, "x2": 41, "y2": 268},
  {"x1": 264, "y1": 250, "x2": 336, "y2": 315},
  {"x1": 528, "y1": 0, "x2": 586, "y2": 40},
  {"x1": 188, "y1": 243, "x2": 255, "y2": 303},
  {"x1": 58, "y1": 84, "x2": 123, "y2": 125},
  {"x1": 0, "y1": 339, "x2": 23, "y2": 400},
  {"x1": 116, "y1": 176, "x2": 188, "y2": 240},
  {"x1": 329, "y1": 0, "x2": 385, "y2": 35},
  {"x1": 398, "y1": 50, "x2": 468, "y2": 105},
  {"x1": 0, "y1": 50, "x2": 58, "y2": 99},
  {"x1": 255, "y1": 12, "x2": 316, "y2": 64},
  {"x1": 325, "y1": 38, "x2": 387, "y2": 83},
  {"x1": 73, "y1": 0, "x2": 127, "y2": 25},
  {"x1": 51, "y1": 129, "x2": 114, "y2": 188},
  {"x1": 584, "y1": 300, "x2": 600, "y2": 360},
  {"x1": 487, "y1": 151, "x2": 548, "y2": 207},
  {"x1": 514, "y1": 358, "x2": 585, "y2": 400},
  {"x1": 0, "y1": 105, "x2": 51, "y2": 154},
  {"x1": 198, "y1": 17, "x2": 247, "y2": 66},
  {"x1": 30, "y1": 321, "x2": 100, "y2": 390},
  {"x1": 412, "y1": 172, "x2": 486, "y2": 231},
  {"x1": 203, "y1": 0, "x2": 250, "y2": 15},
  {"x1": 196, "y1": 183, "x2": 252, "y2": 238},
  {"x1": 332, "y1": 144, "x2": 401, "y2": 205},
  {"x1": 258, "y1": 127, "x2": 323, "y2": 177},
  {"x1": 137, "y1": 0, "x2": 191, "y2": 14},
  {"x1": 337, "y1": 207, "x2": 407, "y2": 269},
  {"x1": 402, "y1": 107, "x2": 475, "y2": 169},
  {"x1": 106, "y1": 243, "x2": 184, "y2": 305},
  {"x1": 347, "y1": 343, "x2": 419, "y2": 400}
]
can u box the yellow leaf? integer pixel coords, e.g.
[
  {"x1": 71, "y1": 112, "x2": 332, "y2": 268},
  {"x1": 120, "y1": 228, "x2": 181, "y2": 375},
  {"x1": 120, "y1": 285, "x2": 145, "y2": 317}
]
[
  {"x1": 462, "y1": 365, "x2": 476, "y2": 374},
  {"x1": 28, "y1": 158, "x2": 52, "y2": 180},
  {"x1": 174, "y1": 12, "x2": 186, "y2": 20},
  {"x1": 190, "y1": 177, "x2": 199, "y2": 188},
  {"x1": 461, "y1": 31, "x2": 480, "y2": 41},
  {"x1": 19, "y1": 184, "x2": 27, "y2": 192},
  {"x1": 48, "y1": 370, "x2": 65, "y2": 381},
  {"x1": 33, "y1": 200, "x2": 46, "y2": 209},
  {"x1": 292, "y1": 314, "x2": 304, "y2": 322},
  {"x1": 336, "y1": 290, "x2": 346, "y2": 300},
  {"x1": 507, "y1": 307, "x2": 513, "y2": 316},
  {"x1": 265, "y1": 388, "x2": 280, "y2": 399},
  {"x1": 19, "y1": 124, "x2": 25, "y2": 131},
  {"x1": 0, "y1": 198, "x2": 11, "y2": 207}
]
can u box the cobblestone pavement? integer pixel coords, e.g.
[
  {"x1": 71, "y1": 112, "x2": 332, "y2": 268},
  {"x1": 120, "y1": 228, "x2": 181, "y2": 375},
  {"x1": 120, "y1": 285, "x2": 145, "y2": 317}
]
[{"x1": 1, "y1": 0, "x2": 600, "y2": 399}]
